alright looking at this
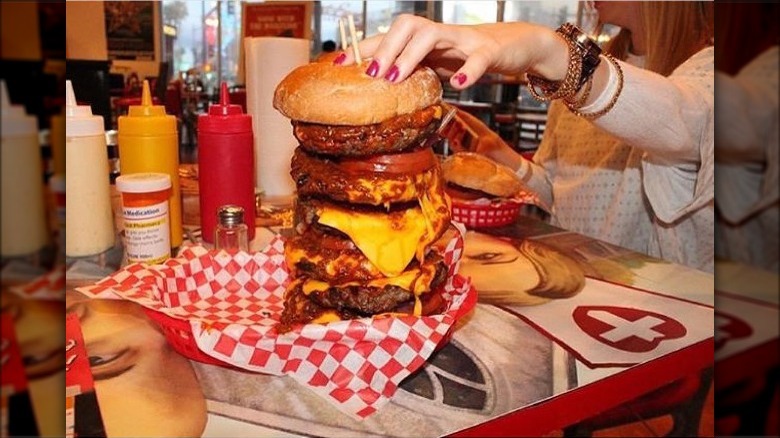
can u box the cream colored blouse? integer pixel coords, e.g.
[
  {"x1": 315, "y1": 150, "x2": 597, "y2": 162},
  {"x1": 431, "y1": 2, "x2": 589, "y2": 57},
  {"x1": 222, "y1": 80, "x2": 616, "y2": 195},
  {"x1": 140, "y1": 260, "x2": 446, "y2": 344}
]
[
  {"x1": 517, "y1": 47, "x2": 715, "y2": 272},
  {"x1": 715, "y1": 46, "x2": 779, "y2": 272}
]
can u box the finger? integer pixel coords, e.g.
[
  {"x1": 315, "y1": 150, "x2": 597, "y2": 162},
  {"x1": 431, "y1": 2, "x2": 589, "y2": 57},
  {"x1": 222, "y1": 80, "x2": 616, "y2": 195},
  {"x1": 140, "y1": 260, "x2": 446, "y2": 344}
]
[
  {"x1": 366, "y1": 14, "x2": 428, "y2": 78},
  {"x1": 426, "y1": 50, "x2": 468, "y2": 74},
  {"x1": 386, "y1": 28, "x2": 440, "y2": 82},
  {"x1": 339, "y1": 34, "x2": 383, "y2": 66},
  {"x1": 449, "y1": 50, "x2": 491, "y2": 89},
  {"x1": 432, "y1": 66, "x2": 457, "y2": 79}
]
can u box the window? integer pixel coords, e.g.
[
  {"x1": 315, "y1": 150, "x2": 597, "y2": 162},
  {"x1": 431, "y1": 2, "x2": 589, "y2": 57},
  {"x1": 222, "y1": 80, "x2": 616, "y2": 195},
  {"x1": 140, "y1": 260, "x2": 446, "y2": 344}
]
[
  {"x1": 320, "y1": 1, "x2": 364, "y2": 50},
  {"x1": 318, "y1": 1, "x2": 418, "y2": 55},
  {"x1": 504, "y1": 1, "x2": 578, "y2": 28},
  {"x1": 365, "y1": 2, "x2": 416, "y2": 38},
  {"x1": 160, "y1": 0, "x2": 582, "y2": 90},
  {"x1": 217, "y1": 1, "x2": 242, "y2": 86},
  {"x1": 442, "y1": 1, "x2": 498, "y2": 24},
  {"x1": 441, "y1": 1, "x2": 580, "y2": 27},
  {"x1": 162, "y1": 0, "x2": 243, "y2": 90}
]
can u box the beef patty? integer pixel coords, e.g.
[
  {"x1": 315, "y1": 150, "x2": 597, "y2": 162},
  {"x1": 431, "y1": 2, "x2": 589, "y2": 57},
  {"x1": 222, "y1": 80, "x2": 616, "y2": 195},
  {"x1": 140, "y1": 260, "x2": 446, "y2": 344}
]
[
  {"x1": 291, "y1": 147, "x2": 441, "y2": 206},
  {"x1": 279, "y1": 259, "x2": 447, "y2": 329},
  {"x1": 286, "y1": 228, "x2": 446, "y2": 285},
  {"x1": 292, "y1": 105, "x2": 441, "y2": 156}
]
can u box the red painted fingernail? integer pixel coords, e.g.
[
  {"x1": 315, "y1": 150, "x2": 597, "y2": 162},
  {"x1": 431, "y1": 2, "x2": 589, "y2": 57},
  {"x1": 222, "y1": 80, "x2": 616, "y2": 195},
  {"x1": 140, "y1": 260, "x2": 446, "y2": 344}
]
[
  {"x1": 453, "y1": 73, "x2": 467, "y2": 86},
  {"x1": 384, "y1": 65, "x2": 400, "y2": 82},
  {"x1": 332, "y1": 52, "x2": 346, "y2": 65},
  {"x1": 365, "y1": 60, "x2": 380, "y2": 77}
]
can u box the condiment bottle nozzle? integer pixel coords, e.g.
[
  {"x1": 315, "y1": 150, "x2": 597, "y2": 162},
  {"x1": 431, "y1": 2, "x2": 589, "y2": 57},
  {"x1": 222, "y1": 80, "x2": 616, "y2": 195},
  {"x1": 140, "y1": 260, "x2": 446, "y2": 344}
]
[
  {"x1": 220, "y1": 82, "x2": 230, "y2": 115},
  {"x1": 208, "y1": 82, "x2": 242, "y2": 117},
  {"x1": 142, "y1": 80, "x2": 152, "y2": 107}
]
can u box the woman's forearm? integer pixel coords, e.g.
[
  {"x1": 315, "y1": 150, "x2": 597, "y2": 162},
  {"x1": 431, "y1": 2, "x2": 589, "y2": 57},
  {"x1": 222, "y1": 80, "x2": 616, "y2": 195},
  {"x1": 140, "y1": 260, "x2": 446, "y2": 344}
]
[{"x1": 584, "y1": 55, "x2": 712, "y2": 163}]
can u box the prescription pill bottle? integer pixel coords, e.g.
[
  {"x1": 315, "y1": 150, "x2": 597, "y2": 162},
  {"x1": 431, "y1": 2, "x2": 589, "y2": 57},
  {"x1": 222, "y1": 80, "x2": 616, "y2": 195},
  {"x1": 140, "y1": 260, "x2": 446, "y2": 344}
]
[{"x1": 116, "y1": 173, "x2": 172, "y2": 265}]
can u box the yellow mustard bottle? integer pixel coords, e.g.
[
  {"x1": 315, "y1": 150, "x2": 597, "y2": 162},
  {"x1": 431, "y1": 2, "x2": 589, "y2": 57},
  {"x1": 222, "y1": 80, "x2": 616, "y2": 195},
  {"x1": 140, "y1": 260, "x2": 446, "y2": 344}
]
[{"x1": 118, "y1": 81, "x2": 182, "y2": 248}]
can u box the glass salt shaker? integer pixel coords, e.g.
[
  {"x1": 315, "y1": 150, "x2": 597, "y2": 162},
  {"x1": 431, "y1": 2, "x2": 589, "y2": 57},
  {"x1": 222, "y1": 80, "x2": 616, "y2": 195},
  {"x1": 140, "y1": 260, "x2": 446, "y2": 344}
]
[{"x1": 215, "y1": 205, "x2": 249, "y2": 252}]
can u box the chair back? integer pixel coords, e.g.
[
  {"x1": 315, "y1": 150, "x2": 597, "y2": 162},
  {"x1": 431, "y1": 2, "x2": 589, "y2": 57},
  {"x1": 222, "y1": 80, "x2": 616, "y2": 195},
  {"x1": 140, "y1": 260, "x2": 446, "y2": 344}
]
[
  {"x1": 164, "y1": 84, "x2": 183, "y2": 117},
  {"x1": 516, "y1": 108, "x2": 548, "y2": 153},
  {"x1": 442, "y1": 81, "x2": 462, "y2": 101},
  {"x1": 490, "y1": 101, "x2": 520, "y2": 148}
]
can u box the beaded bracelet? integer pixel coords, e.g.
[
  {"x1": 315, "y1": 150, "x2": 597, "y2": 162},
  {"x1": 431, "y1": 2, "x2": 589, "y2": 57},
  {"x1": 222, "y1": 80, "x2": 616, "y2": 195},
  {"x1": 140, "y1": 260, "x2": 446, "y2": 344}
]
[
  {"x1": 564, "y1": 75, "x2": 593, "y2": 110},
  {"x1": 526, "y1": 36, "x2": 584, "y2": 102},
  {"x1": 526, "y1": 23, "x2": 601, "y2": 103},
  {"x1": 568, "y1": 53, "x2": 623, "y2": 119}
]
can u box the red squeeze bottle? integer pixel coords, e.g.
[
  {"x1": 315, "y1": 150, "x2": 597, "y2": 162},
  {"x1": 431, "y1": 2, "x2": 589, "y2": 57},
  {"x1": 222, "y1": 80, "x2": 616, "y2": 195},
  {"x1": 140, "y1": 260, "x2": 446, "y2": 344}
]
[{"x1": 198, "y1": 83, "x2": 256, "y2": 243}]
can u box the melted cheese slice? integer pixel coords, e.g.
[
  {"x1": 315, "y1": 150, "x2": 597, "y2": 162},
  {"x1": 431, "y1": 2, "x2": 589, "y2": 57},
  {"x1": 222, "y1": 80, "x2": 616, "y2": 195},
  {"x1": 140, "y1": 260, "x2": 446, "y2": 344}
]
[
  {"x1": 301, "y1": 262, "x2": 437, "y2": 297},
  {"x1": 287, "y1": 247, "x2": 373, "y2": 278},
  {"x1": 317, "y1": 206, "x2": 429, "y2": 277},
  {"x1": 316, "y1": 172, "x2": 449, "y2": 278}
]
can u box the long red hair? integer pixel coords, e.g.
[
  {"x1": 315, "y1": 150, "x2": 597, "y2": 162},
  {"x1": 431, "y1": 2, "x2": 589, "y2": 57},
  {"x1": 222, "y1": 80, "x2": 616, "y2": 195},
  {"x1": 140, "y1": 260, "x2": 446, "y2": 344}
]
[{"x1": 601, "y1": 2, "x2": 714, "y2": 76}]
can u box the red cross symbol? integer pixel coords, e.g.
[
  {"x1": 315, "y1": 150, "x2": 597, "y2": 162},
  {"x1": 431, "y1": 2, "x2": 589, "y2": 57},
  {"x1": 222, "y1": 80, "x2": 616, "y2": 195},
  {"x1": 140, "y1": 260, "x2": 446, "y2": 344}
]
[{"x1": 573, "y1": 306, "x2": 688, "y2": 353}]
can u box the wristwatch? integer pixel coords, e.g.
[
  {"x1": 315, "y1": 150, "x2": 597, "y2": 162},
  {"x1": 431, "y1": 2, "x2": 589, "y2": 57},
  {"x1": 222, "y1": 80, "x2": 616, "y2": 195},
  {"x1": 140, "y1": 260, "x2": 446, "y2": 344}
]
[{"x1": 556, "y1": 23, "x2": 602, "y2": 92}]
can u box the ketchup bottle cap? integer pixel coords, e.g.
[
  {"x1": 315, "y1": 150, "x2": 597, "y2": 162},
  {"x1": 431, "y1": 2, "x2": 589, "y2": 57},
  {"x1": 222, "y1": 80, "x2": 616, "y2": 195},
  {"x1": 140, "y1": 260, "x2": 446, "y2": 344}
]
[{"x1": 198, "y1": 82, "x2": 252, "y2": 134}]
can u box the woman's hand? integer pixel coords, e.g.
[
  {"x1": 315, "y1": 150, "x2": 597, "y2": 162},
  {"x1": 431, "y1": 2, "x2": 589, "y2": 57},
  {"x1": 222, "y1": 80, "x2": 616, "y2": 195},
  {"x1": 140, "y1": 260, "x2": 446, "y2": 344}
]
[{"x1": 339, "y1": 14, "x2": 569, "y2": 89}]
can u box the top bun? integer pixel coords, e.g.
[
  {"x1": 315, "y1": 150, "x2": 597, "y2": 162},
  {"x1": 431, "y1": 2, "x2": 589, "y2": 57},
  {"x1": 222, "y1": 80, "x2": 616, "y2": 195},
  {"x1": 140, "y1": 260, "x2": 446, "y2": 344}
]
[
  {"x1": 274, "y1": 61, "x2": 442, "y2": 126},
  {"x1": 441, "y1": 152, "x2": 525, "y2": 198}
]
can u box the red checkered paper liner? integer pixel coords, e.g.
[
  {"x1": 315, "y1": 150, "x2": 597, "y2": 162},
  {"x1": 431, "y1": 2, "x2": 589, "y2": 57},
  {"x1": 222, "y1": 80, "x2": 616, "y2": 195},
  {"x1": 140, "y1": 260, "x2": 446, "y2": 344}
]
[
  {"x1": 512, "y1": 190, "x2": 544, "y2": 208},
  {"x1": 9, "y1": 265, "x2": 65, "y2": 300},
  {"x1": 76, "y1": 224, "x2": 473, "y2": 418}
]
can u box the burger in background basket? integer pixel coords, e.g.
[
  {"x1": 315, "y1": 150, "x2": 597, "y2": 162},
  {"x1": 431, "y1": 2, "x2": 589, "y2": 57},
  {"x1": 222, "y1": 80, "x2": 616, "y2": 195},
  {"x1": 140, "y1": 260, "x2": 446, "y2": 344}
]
[
  {"x1": 273, "y1": 60, "x2": 454, "y2": 330},
  {"x1": 442, "y1": 152, "x2": 528, "y2": 228}
]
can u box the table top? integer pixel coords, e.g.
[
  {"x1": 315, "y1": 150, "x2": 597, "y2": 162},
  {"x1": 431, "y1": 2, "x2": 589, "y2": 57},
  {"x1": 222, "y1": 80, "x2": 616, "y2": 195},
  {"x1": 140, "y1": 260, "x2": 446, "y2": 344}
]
[
  {"x1": 713, "y1": 260, "x2": 779, "y2": 391},
  {"x1": 56, "y1": 213, "x2": 719, "y2": 437}
]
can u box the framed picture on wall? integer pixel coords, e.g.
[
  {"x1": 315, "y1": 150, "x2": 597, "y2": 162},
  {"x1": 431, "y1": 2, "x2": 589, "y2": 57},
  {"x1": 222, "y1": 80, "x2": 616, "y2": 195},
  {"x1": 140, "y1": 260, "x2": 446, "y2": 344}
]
[
  {"x1": 237, "y1": 1, "x2": 313, "y2": 84},
  {"x1": 241, "y1": 1, "x2": 312, "y2": 40},
  {"x1": 104, "y1": 1, "x2": 155, "y2": 61}
]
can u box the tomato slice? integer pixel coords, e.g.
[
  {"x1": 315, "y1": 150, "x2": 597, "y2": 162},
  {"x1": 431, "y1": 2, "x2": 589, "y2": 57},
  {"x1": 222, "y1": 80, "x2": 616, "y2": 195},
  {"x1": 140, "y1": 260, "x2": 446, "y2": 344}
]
[{"x1": 338, "y1": 147, "x2": 437, "y2": 175}]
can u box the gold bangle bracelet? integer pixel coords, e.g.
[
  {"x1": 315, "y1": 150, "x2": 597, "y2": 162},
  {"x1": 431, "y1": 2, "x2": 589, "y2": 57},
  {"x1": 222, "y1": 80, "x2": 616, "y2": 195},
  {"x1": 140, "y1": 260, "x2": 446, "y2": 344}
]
[
  {"x1": 526, "y1": 36, "x2": 584, "y2": 102},
  {"x1": 564, "y1": 76, "x2": 593, "y2": 110},
  {"x1": 569, "y1": 53, "x2": 623, "y2": 120}
]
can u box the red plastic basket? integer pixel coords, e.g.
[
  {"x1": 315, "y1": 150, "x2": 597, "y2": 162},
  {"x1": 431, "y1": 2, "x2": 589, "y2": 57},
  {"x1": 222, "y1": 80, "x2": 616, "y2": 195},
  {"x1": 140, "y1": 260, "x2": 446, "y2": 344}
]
[
  {"x1": 143, "y1": 279, "x2": 478, "y2": 368},
  {"x1": 451, "y1": 199, "x2": 521, "y2": 228},
  {"x1": 142, "y1": 308, "x2": 236, "y2": 367}
]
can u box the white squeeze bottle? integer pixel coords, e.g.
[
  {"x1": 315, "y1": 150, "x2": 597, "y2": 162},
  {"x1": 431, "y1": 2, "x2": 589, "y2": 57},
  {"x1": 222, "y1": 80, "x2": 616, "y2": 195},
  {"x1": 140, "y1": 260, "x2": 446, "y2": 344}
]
[
  {"x1": 0, "y1": 80, "x2": 48, "y2": 257},
  {"x1": 64, "y1": 80, "x2": 116, "y2": 257}
]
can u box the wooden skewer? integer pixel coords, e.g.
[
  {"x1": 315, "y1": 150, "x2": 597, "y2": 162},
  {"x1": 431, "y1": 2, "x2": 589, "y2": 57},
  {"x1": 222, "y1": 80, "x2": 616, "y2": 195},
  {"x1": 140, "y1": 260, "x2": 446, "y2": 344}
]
[
  {"x1": 338, "y1": 18, "x2": 348, "y2": 52},
  {"x1": 437, "y1": 106, "x2": 458, "y2": 134},
  {"x1": 347, "y1": 14, "x2": 361, "y2": 64}
]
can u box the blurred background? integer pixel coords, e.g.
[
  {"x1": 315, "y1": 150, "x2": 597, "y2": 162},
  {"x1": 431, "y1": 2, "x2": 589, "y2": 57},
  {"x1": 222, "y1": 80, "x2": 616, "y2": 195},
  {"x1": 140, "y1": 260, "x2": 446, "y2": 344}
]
[{"x1": 1, "y1": 3, "x2": 65, "y2": 437}]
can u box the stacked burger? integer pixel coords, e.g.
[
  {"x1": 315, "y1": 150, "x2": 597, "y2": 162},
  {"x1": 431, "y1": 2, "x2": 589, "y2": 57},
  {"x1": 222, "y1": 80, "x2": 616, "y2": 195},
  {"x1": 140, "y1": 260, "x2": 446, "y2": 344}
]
[{"x1": 273, "y1": 61, "x2": 451, "y2": 328}]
